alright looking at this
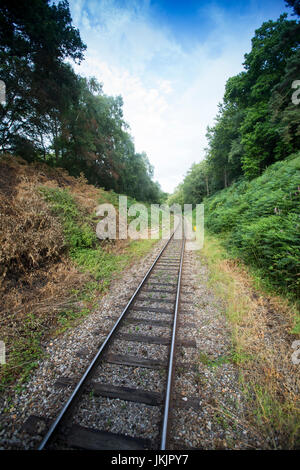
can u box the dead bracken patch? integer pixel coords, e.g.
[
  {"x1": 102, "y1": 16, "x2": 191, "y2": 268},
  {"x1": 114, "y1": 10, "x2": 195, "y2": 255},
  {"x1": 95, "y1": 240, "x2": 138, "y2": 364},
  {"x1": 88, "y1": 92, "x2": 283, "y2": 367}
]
[{"x1": 0, "y1": 180, "x2": 65, "y2": 282}]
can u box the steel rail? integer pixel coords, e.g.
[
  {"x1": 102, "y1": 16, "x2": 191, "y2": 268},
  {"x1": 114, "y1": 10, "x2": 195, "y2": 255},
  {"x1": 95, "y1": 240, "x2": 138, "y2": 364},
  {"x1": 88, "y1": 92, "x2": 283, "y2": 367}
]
[
  {"x1": 160, "y1": 228, "x2": 185, "y2": 450},
  {"x1": 38, "y1": 228, "x2": 178, "y2": 450}
]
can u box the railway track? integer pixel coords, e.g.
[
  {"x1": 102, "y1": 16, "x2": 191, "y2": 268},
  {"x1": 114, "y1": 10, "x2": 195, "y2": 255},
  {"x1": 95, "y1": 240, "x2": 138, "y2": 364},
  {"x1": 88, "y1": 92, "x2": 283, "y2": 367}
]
[{"x1": 24, "y1": 224, "x2": 197, "y2": 450}]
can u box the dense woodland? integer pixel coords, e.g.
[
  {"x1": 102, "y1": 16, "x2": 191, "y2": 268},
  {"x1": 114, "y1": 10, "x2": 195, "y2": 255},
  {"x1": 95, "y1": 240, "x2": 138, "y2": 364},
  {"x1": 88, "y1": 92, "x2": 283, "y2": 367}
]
[
  {"x1": 0, "y1": 0, "x2": 166, "y2": 203},
  {"x1": 169, "y1": 1, "x2": 300, "y2": 299}
]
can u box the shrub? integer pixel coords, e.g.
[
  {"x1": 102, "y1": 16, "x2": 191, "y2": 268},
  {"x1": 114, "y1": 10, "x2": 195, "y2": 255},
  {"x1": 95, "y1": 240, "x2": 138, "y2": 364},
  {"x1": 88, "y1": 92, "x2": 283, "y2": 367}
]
[
  {"x1": 39, "y1": 186, "x2": 97, "y2": 249},
  {"x1": 204, "y1": 153, "x2": 300, "y2": 297},
  {"x1": 229, "y1": 214, "x2": 300, "y2": 293}
]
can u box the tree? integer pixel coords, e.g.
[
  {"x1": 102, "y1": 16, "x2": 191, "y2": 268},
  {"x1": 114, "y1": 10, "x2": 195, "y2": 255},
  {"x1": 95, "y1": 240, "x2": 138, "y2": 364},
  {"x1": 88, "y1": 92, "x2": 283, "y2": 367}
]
[
  {"x1": 0, "y1": 0, "x2": 86, "y2": 154},
  {"x1": 221, "y1": 14, "x2": 299, "y2": 178},
  {"x1": 167, "y1": 184, "x2": 184, "y2": 207},
  {"x1": 270, "y1": 47, "x2": 300, "y2": 155},
  {"x1": 206, "y1": 103, "x2": 243, "y2": 188}
]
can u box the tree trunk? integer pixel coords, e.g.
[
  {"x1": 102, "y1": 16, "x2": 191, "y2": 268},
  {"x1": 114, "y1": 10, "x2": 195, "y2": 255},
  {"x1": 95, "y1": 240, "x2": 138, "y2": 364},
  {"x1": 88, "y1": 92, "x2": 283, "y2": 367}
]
[
  {"x1": 205, "y1": 176, "x2": 210, "y2": 196},
  {"x1": 224, "y1": 167, "x2": 228, "y2": 188},
  {"x1": 53, "y1": 118, "x2": 59, "y2": 164}
]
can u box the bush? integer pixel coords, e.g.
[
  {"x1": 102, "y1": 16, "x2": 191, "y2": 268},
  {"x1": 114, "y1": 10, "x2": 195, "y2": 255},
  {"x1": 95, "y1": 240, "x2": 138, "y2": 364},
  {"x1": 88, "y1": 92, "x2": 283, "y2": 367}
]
[
  {"x1": 229, "y1": 214, "x2": 300, "y2": 293},
  {"x1": 204, "y1": 153, "x2": 300, "y2": 297}
]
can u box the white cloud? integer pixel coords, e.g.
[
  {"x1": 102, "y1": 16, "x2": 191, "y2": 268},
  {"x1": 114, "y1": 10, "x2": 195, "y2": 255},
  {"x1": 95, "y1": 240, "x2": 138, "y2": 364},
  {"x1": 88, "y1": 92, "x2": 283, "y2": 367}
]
[{"x1": 68, "y1": 0, "x2": 278, "y2": 192}]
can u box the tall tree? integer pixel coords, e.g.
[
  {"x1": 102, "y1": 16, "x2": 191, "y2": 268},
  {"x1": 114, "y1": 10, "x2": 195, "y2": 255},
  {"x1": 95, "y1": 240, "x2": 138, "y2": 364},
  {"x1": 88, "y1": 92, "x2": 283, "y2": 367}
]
[
  {"x1": 0, "y1": 0, "x2": 86, "y2": 155},
  {"x1": 224, "y1": 14, "x2": 300, "y2": 178}
]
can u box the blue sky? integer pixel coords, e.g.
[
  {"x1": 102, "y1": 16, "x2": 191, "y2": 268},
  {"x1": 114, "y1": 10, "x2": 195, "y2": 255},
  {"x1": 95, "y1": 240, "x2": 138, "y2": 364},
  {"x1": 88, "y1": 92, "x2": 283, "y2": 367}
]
[{"x1": 68, "y1": 0, "x2": 289, "y2": 192}]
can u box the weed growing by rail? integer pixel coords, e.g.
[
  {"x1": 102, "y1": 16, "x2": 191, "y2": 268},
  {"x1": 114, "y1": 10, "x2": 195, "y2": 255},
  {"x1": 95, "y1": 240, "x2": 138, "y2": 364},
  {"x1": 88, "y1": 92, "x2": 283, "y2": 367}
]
[{"x1": 199, "y1": 231, "x2": 300, "y2": 448}]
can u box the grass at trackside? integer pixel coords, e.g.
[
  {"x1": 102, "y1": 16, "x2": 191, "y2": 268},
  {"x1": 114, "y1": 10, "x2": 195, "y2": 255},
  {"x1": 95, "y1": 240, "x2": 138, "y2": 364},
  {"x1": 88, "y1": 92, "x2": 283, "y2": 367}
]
[
  {"x1": 201, "y1": 230, "x2": 300, "y2": 334},
  {"x1": 40, "y1": 184, "x2": 165, "y2": 293},
  {"x1": 70, "y1": 238, "x2": 158, "y2": 292},
  {"x1": 199, "y1": 230, "x2": 300, "y2": 448}
]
